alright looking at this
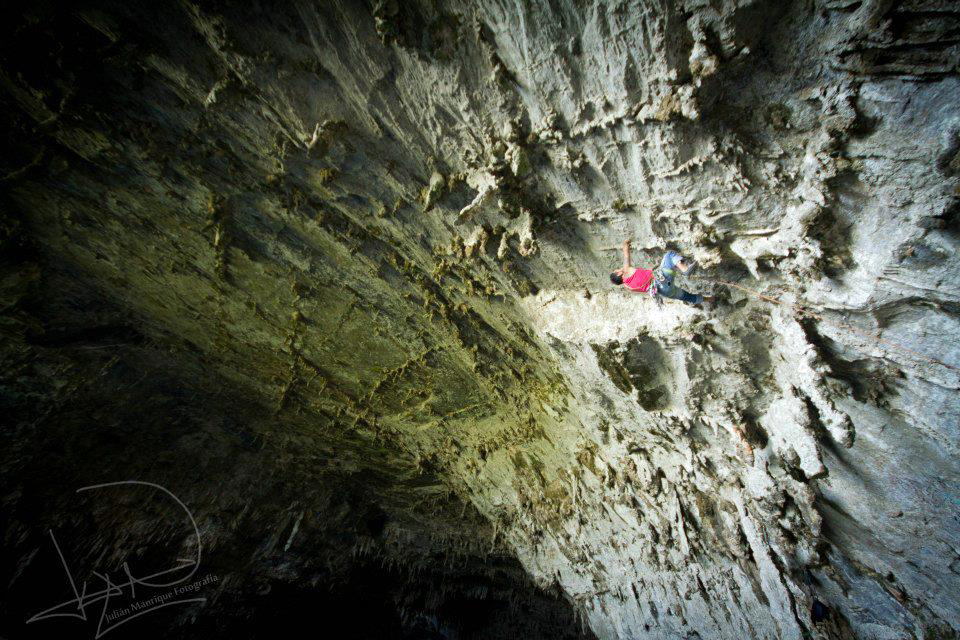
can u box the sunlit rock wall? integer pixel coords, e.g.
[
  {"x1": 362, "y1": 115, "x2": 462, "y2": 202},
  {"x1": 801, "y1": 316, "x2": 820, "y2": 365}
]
[{"x1": 1, "y1": 1, "x2": 958, "y2": 638}]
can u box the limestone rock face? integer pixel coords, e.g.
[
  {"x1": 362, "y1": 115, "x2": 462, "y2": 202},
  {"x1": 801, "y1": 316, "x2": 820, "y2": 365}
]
[{"x1": 1, "y1": 1, "x2": 958, "y2": 638}]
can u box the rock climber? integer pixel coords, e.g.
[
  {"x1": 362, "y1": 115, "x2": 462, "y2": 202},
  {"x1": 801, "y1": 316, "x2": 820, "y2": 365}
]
[{"x1": 610, "y1": 238, "x2": 712, "y2": 306}]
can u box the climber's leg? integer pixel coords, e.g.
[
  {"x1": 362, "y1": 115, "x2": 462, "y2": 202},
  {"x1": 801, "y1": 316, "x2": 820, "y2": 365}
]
[{"x1": 657, "y1": 283, "x2": 703, "y2": 305}]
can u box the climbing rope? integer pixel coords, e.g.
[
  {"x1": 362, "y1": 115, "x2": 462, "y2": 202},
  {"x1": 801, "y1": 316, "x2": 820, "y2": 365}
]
[{"x1": 700, "y1": 277, "x2": 960, "y2": 374}]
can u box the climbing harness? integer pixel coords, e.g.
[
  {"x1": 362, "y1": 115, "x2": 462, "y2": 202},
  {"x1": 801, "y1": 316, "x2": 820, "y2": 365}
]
[
  {"x1": 701, "y1": 277, "x2": 960, "y2": 373},
  {"x1": 649, "y1": 268, "x2": 665, "y2": 308}
]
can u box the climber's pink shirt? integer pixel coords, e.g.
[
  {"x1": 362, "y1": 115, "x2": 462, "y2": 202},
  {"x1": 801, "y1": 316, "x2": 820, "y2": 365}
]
[{"x1": 623, "y1": 268, "x2": 653, "y2": 292}]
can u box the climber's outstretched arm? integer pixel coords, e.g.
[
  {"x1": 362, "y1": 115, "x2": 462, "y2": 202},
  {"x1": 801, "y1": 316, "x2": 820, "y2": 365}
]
[{"x1": 621, "y1": 238, "x2": 633, "y2": 270}]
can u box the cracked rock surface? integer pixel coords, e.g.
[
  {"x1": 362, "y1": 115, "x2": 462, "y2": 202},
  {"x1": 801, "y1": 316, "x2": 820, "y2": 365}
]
[{"x1": 1, "y1": 1, "x2": 958, "y2": 638}]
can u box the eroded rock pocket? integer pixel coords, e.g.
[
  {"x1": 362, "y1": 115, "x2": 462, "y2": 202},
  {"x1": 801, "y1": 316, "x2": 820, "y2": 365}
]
[{"x1": 590, "y1": 335, "x2": 674, "y2": 411}]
